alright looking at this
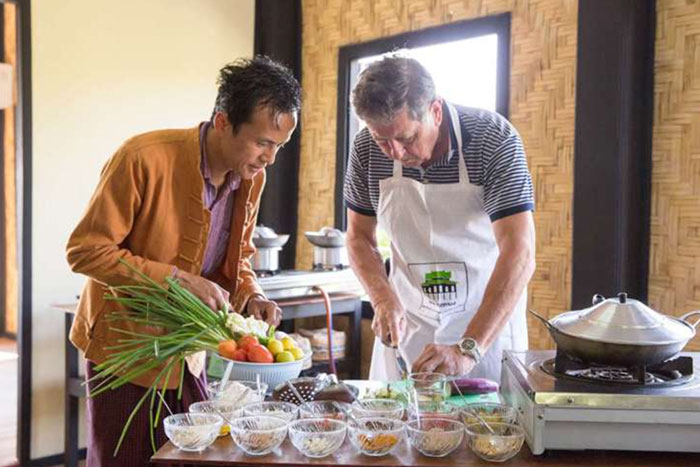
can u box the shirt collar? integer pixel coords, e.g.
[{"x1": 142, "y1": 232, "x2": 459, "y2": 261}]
[
  {"x1": 431, "y1": 102, "x2": 459, "y2": 168},
  {"x1": 200, "y1": 121, "x2": 241, "y2": 193}
]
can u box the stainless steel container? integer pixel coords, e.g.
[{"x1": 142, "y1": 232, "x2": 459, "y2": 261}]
[{"x1": 251, "y1": 246, "x2": 282, "y2": 273}]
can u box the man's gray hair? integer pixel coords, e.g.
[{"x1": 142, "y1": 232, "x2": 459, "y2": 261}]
[{"x1": 351, "y1": 55, "x2": 436, "y2": 124}]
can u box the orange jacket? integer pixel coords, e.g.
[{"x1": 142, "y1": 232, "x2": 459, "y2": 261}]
[{"x1": 66, "y1": 126, "x2": 265, "y2": 388}]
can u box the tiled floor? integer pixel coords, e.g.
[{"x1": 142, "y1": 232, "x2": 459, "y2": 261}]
[{"x1": 0, "y1": 337, "x2": 17, "y2": 467}]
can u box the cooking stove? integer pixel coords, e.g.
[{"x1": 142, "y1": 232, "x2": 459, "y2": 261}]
[
  {"x1": 500, "y1": 350, "x2": 700, "y2": 454},
  {"x1": 256, "y1": 268, "x2": 364, "y2": 301}
]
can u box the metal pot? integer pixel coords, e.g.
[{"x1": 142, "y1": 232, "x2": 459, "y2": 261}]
[
  {"x1": 252, "y1": 225, "x2": 289, "y2": 274},
  {"x1": 530, "y1": 293, "x2": 700, "y2": 367}
]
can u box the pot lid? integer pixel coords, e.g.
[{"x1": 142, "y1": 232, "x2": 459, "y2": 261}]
[
  {"x1": 253, "y1": 225, "x2": 289, "y2": 248},
  {"x1": 305, "y1": 227, "x2": 346, "y2": 247},
  {"x1": 550, "y1": 292, "x2": 695, "y2": 345}
]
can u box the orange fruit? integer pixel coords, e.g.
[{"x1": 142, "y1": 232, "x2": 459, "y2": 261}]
[
  {"x1": 217, "y1": 340, "x2": 237, "y2": 359},
  {"x1": 247, "y1": 344, "x2": 274, "y2": 363},
  {"x1": 237, "y1": 335, "x2": 259, "y2": 352}
]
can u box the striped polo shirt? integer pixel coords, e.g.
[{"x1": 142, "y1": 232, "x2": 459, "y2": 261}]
[{"x1": 343, "y1": 104, "x2": 534, "y2": 222}]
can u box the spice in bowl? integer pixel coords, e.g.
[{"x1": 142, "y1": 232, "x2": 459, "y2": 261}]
[
  {"x1": 405, "y1": 418, "x2": 465, "y2": 457},
  {"x1": 348, "y1": 417, "x2": 404, "y2": 457},
  {"x1": 288, "y1": 418, "x2": 347, "y2": 458},
  {"x1": 465, "y1": 422, "x2": 525, "y2": 462}
]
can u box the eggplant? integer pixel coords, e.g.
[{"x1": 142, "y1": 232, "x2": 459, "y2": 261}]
[{"x1": 450, "y1": 377, "x2": 499, "y2": 395}]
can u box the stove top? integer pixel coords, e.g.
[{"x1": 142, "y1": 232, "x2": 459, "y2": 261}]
[
  {"x1": 257, "y1": 268, "x2": 364, "y2": 301},
  {"x1": 502, "y1": 350, "x2": 700, "y2": 411}
]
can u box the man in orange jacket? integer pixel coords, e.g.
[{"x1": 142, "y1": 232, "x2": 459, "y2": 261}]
[{"x1": 66, "y1": 56, "x2": 300, "y2": 466}]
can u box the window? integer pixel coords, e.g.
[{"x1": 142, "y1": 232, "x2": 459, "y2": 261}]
[{"x1": 335, "y1": 14, "x2": 511, "y2": 233}]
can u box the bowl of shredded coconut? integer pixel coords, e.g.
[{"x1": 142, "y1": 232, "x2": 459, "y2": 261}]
[
  {"x1": 229, "y1": 415, "x2": 288, "y2": 456},
  {"x1": 206, "y1": 380, "x2": 267, "y2": 407},
  {"x1": 405, "y1": 418, "x2": 464, "y2": 457},
  {"x1": 163, "y1": 413, "x2": 223, "y2": 452},
  {"x1": 288, "y1": 418, "x2": 347, "y2": 458}
]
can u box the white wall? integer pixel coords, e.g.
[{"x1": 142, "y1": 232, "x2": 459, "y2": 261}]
[{"x1": 31, "y1": 0, "x2": 254, "y2": 458}]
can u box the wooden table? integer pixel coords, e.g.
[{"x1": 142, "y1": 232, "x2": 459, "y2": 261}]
[{"x1": 151, "y1": 435, "x2": 700, "y2": 466}]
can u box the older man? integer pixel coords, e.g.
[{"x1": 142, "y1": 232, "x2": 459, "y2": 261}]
[
  {"x1": 67, "y1": 56, "x2": 300, "y2": 466},
  {"x1": 344, "y1": 56, "x2": 535, "y2": 382}
]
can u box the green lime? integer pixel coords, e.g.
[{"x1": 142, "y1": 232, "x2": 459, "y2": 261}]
[
  {"x1": 275, "y1": 351, "x2": 295, "y2": 363},
  {"x1": 267, "y1": 339, "x2": 284, "y2": 356},
  {"x1": 289, "y1": 347, "x2": 304, "y2": 360}
]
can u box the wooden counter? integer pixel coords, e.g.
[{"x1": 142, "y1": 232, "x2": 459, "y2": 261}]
[{"x1": 151, "y1": 435, "x2": 700, "y2": 466}]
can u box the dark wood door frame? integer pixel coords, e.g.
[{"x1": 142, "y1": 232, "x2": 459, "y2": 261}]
[
  {"x1": 4, "y1": 0, "x2": 32, "y2": 465},
  {"x1": 571, "y1": 0, "x2": 655, "y2": 308}
]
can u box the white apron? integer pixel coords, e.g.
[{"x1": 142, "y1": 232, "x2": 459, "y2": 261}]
[{"x1": 369, "y1": 103, "x2": 528, "y2": 382}]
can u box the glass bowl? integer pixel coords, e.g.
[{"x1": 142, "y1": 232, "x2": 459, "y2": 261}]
[
  {"x1": 460, "y1": 403, "x2": 517, "y2": 426},
  {"x1": 163, "y1": 413, "x2": 223, "y2": 452},
  {"x1": 229, "y1": 415, "x2": 288, "y2": 456},
  {"x1": 299, "y1": 400, "x2": 352, "y2": 421},
  {"x1": 242, "y1": 401, "x2": 299, "y2": 422},
  {"x1": 405, "y1": 417, "x2": 464, "y2": 457},
  {"x1": 405, "y1": 400, "x2": 461, "y2": 421},
  {"x1": 348, "y1": 417, "x2": 404, "y2": 457},
  {"x1": 206, "y1": 380, "x2": 267, "y2": 406},
  {"x1": 188, "y1": 400, "x2": 242, "y2": 437},
  {"x1": 288, "y1": 418, "x2": 347, "y2": 458},
  {"x1": 465, "y1": 422, "x2": 525, "y2": 462},
  {"x1": 408, "y1": 372, "x2": 450, "y2": 402},
  {"x1": 352, "y1": 398, "x2": 404, "y2": 420}
]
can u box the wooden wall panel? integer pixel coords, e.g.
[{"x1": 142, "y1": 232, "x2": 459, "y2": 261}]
[
  {"x1": 650, "y1": 0, "x2": 700, "y2": 350},
  {"x1": 298, "y1": 0, "x2": 578, "y2": 351},
  {"x1": 4, "y1": 3, "x2": 16, "y2": 336}
]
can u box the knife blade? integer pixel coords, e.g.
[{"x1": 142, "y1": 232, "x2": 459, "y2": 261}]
[{"x1": 383, "y1": 334, "x2": 409, "y2": 379}]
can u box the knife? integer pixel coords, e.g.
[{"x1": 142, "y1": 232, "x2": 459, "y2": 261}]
[{"x1": 383, "y1": 334, "x2": 409, "y2": 379}]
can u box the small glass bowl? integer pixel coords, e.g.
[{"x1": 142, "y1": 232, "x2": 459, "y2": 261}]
[
  {"x1": 288, "y1": 418, "x2": 347, "y2": 458},
  {"x1": 352, "y1": 398, "x2": 404, "y2": 420},
  {"x1": 229, "y1": 415, "x2": 288, "y2": 456},
  {"x1": 299, "y1": 400, "x2": 352, "y2": 421},
  {"x1": 188, "y1": 400, "x2": 243, "y2": 437},
  {"x1": 460, "y1": 403, "x2": 517, "y2": 426},
  {"x1": 405, "y1": 401, "x2": 461, "y2": 421},
  {"x1": 465, "y1": 422, "x2": 525, "y2": 462},
  {"x1": 405, "y1": 417, "x2": 464, "y2": 457},
  {"x1": 348, "y1": 417, "x2": 404, "y2": 457},
  {"x1": 408, "y1": 372, "x2": 449, "y2": 402},
  {"x1": 163, "y1": 413, "x2": 223, "y2": 452},
  {"x1": 242, "y1": 401, "x2": 299, "y2": 423},
  {"x1": 206, "y1": 380, "x2": 268, "y2": 406}
]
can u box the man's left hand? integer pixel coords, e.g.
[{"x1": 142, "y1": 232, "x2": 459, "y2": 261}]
[
  {"x1": 412, "y1": 344, "x2": 476, "y2": 376},
  {"x1": 247, "y1": 295, "x2": 282, "y2": 326}
]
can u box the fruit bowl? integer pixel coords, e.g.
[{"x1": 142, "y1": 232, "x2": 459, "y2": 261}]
[{"x1": 216, "y1": 353, "x2": 308, "y2": 389}]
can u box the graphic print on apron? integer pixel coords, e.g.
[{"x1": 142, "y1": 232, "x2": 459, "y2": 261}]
[{"x1": 408, "y1": 262, "x2": 468, "y2": 317}]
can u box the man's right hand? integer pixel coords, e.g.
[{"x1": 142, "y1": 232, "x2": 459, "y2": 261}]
[
  {"x1": 372, "y1": 298, "x2": 406, "y2": 347},
  {"x1": 173, "y1": 269, "x2": 230, "y2": 313}
]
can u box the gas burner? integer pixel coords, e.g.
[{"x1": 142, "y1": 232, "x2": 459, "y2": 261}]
[
  {"x1": 254, "y1": 269, "x2": 279, "y2": 278},
  {"x1": 311, "y1": 264, "x2": 347, "y2": 272},
  {"x1": 540, "y1": 351, "x2": 694, "y2": 388}
]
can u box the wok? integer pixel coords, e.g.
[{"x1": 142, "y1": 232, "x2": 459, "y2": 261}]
[{"x1": 529, "y1": 306, "x2": 700, "y2": 367}]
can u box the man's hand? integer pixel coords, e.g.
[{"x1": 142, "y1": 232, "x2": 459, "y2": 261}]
[
  {"x1": 412, "y1": 344, "x2": 476, "y2": 376},
  {"x1": 247, "y1": 295, "x2": 282, "y2": 326},
  {"x1": 173, "y1": 269, "x2": 230, "y2": 312},
  {"x1": 372, "y1": 298, "x2": 406, "y2": 347}
]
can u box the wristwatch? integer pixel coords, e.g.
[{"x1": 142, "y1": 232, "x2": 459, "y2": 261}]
[{"x1": 457, "y1": 337, "x2": 483, "y2": 364}]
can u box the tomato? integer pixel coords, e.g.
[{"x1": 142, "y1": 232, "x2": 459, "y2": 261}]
[
  {"x1": 231, "y1": 348, "x2": 248, "y2": 362},
  {"x1": 247, "y1": 344, "x2": 274, "y2": 363},
  {"x1": 237, "y1": 335, "x2": 259, "y2": 352},
  {"x1": 217, "y1": 340, "x2": 238, "y2": 359}
]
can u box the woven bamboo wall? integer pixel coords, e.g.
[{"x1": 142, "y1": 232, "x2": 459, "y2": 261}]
[
  {"x1": 649, "y1": 0, "x2": 700, "y2": 351},
  {"x1": 298, "y1": 0, "x2": 579, "y2": 351}
]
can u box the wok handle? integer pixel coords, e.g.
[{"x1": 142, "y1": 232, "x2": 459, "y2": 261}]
[
  {"x1": 679, "y1": 310, "x2": 700, "y2": 329},
  {"x1": 528, "y1": 309, "x2": 553, "y2": 330}
]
